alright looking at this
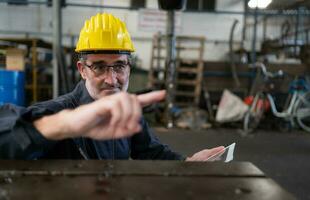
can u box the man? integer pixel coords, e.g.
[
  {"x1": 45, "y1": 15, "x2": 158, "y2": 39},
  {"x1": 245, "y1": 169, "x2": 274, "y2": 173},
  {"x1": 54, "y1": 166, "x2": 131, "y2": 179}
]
[
  {"x1": 0, "y1": 91, "x2": 175, "y2": 158},
  {"x1": 0, "y1": 13, "x2": 224, "y2": 160}
]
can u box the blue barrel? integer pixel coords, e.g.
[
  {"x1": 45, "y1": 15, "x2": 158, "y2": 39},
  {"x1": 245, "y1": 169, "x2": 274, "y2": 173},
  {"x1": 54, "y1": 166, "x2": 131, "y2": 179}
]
[{"x1": 0, "y1": 69, "x2": 25, "y2": 106}]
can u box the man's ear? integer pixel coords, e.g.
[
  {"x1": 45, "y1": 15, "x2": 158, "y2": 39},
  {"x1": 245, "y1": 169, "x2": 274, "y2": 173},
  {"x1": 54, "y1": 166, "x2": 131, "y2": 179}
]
[{"x1": 77, "y1": 61, "x2": 87, "y2": 80}]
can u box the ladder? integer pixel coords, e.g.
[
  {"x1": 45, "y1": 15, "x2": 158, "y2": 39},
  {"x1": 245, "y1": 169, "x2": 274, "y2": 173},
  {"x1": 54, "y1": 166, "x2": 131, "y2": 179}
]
[{"x1": 148, "y1": 33, "x2": 205, "y2": 107}]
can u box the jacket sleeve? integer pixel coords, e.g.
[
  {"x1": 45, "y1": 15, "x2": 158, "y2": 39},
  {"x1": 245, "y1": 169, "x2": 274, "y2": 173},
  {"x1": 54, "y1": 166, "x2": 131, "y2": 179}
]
[
  {"x1": 130, "y1": 118, "x2": 185, "y2": 160},
  {"x1": 0, "y1": 104, "x2": 55, "y2": 159}
]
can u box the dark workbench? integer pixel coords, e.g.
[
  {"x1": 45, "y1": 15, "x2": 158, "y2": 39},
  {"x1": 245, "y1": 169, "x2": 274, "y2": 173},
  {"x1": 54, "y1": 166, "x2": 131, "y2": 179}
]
[{"x1": 0, "y1": 160, "x2": 295, "y2": 200}]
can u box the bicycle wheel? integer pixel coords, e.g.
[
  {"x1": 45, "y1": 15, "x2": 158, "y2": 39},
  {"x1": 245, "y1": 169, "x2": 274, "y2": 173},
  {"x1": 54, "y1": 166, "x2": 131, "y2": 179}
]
[
  {"x1": 243, "y1": 110, "x2": 264, "y2": 133},
  {"x1": 294, "y1": 92, "x2": 310, "y2": 132},
  {"x1": 243, "y1": 94, "x2": 265, "y2": 133}
]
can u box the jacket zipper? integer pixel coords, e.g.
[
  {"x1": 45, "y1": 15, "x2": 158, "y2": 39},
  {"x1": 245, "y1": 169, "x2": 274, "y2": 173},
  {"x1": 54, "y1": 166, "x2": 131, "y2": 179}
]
[{"x1": 78, "y1": 147, "x2": 89, "y2": 160}]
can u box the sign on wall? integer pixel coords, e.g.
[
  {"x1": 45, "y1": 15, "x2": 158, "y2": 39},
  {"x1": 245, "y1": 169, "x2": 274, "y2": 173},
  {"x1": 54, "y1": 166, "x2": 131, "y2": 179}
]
[{"x1": 138, "y1": 9, "x2": 182, "y2": 33}]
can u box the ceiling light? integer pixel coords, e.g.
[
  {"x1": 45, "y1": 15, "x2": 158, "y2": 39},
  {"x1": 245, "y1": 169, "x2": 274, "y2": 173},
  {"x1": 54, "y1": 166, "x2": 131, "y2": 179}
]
[{"x1": 248, "y1": 0, "x2": 272, "y2": 9}]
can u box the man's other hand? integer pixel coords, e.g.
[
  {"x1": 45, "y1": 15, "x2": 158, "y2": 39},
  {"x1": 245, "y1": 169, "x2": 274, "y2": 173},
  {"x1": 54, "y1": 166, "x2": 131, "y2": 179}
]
[{"x1": 185, "y1": 146, "x2": 225, "y2": 162}]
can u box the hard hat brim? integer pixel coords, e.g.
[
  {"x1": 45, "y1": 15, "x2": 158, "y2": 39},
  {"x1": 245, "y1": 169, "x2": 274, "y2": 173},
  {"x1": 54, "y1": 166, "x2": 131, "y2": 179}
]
[{"x1": 76, "y1": 50, "x2": 132, "y2": 55}]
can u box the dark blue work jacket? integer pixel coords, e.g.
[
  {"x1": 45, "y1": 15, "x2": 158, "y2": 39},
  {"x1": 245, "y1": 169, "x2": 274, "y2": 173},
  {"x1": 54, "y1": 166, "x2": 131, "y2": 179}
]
[{"x1": 0, "y1": 81, "x2": 184, "y2": 160}]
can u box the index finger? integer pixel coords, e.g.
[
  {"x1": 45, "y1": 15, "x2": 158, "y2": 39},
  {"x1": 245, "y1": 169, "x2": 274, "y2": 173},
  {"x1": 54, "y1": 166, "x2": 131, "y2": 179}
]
[{"x1": 137, "y1": 90, "x2": 166, "y2": 107}]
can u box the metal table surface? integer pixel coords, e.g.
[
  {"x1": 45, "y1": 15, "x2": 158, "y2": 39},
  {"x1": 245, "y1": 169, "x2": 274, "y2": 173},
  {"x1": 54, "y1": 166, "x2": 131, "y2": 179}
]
[{"x1": 0, "y1": 160, "x2": 295, "y2": 200}]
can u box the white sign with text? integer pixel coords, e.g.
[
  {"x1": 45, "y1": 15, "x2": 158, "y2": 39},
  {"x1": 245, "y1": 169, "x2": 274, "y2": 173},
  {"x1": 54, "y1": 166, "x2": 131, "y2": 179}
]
[{"x1": 138, "y1": 9, "x2": 182, "y2": 32}]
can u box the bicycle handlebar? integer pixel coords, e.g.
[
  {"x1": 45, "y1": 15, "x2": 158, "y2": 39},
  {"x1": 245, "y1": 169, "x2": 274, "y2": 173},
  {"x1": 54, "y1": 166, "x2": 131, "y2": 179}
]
[{"x1": 250, "y1": 62, "x2": 284, "y2": 79}]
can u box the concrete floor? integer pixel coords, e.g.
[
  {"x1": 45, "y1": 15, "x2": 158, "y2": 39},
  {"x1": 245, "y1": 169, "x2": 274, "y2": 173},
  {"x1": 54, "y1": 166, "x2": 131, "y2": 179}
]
[{"x1": 155, "y1": 127, "x2": 310, "y2": 200}]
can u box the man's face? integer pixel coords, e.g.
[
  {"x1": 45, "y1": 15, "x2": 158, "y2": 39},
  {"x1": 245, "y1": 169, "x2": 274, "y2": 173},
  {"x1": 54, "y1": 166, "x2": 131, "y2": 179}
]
[{"x1": 77, "y1": 54, "x2": 130, "y2": 100}]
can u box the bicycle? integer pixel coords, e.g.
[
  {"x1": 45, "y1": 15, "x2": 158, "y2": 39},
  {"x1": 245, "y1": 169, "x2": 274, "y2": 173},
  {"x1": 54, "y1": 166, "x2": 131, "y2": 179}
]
[{"x1": 243, "y1": 62, "x2": 310, "y2": 133}]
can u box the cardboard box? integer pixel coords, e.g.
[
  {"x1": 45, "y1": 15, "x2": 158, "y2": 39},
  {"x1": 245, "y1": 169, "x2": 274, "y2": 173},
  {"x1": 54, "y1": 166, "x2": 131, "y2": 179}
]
[{"x1": 6, "y1": 48, "x2": 25, "y2": 71}]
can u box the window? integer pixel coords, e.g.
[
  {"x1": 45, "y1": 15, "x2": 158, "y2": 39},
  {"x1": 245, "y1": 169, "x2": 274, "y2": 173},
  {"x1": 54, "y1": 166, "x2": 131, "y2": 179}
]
[
  {"x1": 7, "y1": 0, "x2": 28, "y2": 5},
  {"x1": 186, "y1": 0, "x2": 216, "y2": 11},
  {"x1": 131, "y1": 0, "x2": 146, "y2": 9},
  {"x1": 186, "y1": 0, "x2": 199, "y2": 10},
  {"x1": 202, "y1": 0, "x2": 216, "y2": 11},
  {"x1": 47, "y1": 0, "x2": 66, "y2": 7}
]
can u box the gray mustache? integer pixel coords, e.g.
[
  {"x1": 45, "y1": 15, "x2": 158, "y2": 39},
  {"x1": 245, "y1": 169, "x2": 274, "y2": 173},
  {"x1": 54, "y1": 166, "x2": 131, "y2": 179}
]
[{"x1": 100, "y1": 83, "x2": 121, "y2": 90}]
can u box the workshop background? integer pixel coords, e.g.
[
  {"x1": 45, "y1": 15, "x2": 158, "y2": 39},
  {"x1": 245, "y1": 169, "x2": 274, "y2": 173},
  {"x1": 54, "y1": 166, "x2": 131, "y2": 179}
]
[{"x1": 0, "y1": 0, "x2": 309, "y2": 199}]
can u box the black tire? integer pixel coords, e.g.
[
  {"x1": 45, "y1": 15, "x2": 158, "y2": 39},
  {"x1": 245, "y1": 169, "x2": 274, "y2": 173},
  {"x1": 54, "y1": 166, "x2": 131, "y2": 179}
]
[
  {"x1": 243, "y1": 94, "x2": 265, "y2": 134},
  {"x1": 278, "y1": 119, "x2": 292, "y2": 132},
  {"x1": 243, "y1": 110, "x2": 263, "y2": 134}
]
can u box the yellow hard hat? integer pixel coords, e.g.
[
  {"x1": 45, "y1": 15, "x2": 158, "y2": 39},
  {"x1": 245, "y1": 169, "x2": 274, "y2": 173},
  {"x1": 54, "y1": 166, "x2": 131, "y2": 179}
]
[{"x1": 75, "y1": 13, "x2": 135, "y2": 53}]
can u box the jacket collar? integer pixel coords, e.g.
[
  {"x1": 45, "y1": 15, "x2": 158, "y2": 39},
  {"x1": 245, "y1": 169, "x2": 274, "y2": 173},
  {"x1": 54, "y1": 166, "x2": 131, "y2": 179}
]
[{"x1": 73, "y1": 80, "x2": 94, "y2": 105}]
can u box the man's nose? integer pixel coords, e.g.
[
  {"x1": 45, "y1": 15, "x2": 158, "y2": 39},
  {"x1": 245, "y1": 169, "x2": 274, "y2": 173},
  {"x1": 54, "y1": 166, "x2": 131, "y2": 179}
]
[{"x1": 103, "y1": 68, "x2": 117, "y2": 85}]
